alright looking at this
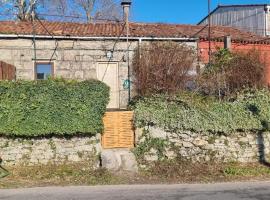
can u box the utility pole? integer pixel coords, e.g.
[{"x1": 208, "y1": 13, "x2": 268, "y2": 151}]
[{"x1": 208, "y1": 0, "x2": 211, "y2": 64}]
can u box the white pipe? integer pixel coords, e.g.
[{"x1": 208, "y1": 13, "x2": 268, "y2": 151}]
[
  {"x1": 265, "y1": 6, "x2": 270, "y2": 36},
  {"x1": 0, "y1": 34, "x2": 198, "y2": 41}
]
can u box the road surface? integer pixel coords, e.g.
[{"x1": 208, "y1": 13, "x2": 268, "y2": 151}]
[{"x1": 1, "y1": 181, "x2": 270, "y2": 200}]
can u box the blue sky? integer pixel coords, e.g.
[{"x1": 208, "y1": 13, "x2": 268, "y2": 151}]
[{"x1": 131, "y1": 0, "x2": 270, "y2": 24}]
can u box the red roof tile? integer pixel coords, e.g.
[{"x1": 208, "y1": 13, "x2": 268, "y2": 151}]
[{"x1": 0, "y1": 20, "x2": 269, "y2": 44}]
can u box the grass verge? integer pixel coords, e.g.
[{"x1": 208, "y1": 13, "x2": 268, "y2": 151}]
[
  {"x1": 0, "y1": 162, "x2": 126, "y2": 189},
  {"x1": 138, "y1": 160, "x2": 270, "y2": 184},
  {"x1": 1, "y1": 161, "x2": 270, "y2": 188}
]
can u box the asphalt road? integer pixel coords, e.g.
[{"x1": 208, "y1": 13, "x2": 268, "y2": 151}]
[{"x1": 1, "y1": 181, "x2": 270, "y2": 200}]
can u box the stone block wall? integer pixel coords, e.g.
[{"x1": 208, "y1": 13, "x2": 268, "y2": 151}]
[
  {"x1": 135, "y1": 127, "x2": 270, "y2": 163},
  {"x1": 0, "y1": 134, "x2": 101, "y2": 167},
  {"x1": 0, "y1": 39, "x2": 137, "y2": 108},
  {"x1": 0, "y1": 38, "x2": 197, "y2": 108}
]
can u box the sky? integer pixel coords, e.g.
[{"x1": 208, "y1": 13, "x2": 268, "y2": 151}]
[{"x1": 131, "y1": 0, "x2": 270, "y2": 24}]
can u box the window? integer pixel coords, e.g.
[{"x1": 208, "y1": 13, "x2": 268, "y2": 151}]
[{"x1": 35, "y1": 63, "x2": 53, "y2": 80}]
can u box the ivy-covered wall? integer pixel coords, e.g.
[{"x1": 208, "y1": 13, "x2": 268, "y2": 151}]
[
  {"x1": 133, "y1": 90, "x2": 270, "y2": 164},
  {"x1": 0, "y1": 79, "x2": 108, "y2": 166}
]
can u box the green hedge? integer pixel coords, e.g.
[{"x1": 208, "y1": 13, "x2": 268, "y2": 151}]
[
  {"x1": 134, "y1": 90, "x2": 270, "y2": 134},
  {"x1": 0, "y1": 79, "x2": 110, "y2": 137}
]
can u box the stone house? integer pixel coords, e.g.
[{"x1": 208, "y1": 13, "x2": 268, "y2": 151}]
[{"x1": 0, "y1": 20, "x2": 269, "y2": 109}]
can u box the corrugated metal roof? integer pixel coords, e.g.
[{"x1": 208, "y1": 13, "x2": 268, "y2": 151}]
[
  {"x1": 198, "y1": 4, "x2": 269, "y2": 25},
  {"x1": 217, "y1": 4, "x2": 269, "y2": 8}
]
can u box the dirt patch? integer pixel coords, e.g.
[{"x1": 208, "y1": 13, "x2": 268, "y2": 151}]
[{"x1": 1, "y1": 161, "x2": 270, "y2": 188}]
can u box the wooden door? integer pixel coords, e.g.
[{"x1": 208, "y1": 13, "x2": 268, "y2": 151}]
[{"x1": 97, "y1": 62, "x2": 119, "y2": 109}]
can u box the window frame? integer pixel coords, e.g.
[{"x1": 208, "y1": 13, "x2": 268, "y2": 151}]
[{"x1": 34, "y1": 62, "x2": 55, "y2": 80}]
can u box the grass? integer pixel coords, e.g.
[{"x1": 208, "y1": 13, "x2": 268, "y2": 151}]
[
  {"x1": 1, "y1": 161, "x2": 270, "y2": 188},
  {"x1": 138, "y1": 159, "x2": 270, "y2": 184},
  {"x1": 223, "y1": 163, "x2": 270, "y2": 177},
  {"x1": 0, "y1": 162, "x2": 126, "y2": 189}
]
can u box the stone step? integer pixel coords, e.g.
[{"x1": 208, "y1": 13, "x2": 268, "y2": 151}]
[{"x1": 101, "y1": 149, "x2": 138, "y2": 173}]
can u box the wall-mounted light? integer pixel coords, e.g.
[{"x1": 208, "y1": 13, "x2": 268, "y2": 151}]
[{"x1": 106, "y1": 50, "x2": 113, "y2": 59}]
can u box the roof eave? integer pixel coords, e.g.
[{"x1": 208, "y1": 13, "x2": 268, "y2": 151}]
[{"x1": 0, "y1": 34, "x2": 199, "y2": 41}]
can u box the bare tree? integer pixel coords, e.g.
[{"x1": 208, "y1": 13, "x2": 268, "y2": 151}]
[
  {"x1": 0, "y1": 0, "x2": 122, "y2": 22},
  {"x1": 67, "y1": 0, "x2": 122, "y2": 22},
  {"x1": 0, "y1": 0, "x2": 40, "y2": 21}
]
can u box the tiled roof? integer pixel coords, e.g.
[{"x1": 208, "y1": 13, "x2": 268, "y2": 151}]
[{"x1": 0, "y1": 20, "x2": 268, "y2": 44}]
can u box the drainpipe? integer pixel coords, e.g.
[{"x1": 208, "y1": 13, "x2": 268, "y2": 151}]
[
  {"x1": 138, "y1": 38, "x2": 142, "y2": 58},
  {"x1": 224, "y1": 36, "x2": 231, "y2": 50},
  {"x1": 31, "y1": 11, "x2": 37, "y2": 73},
  {"x1": 265, "y1": 5, "x2": 269, "y2": 36}
]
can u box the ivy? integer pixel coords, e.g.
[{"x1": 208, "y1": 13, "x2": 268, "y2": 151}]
[
  {"x1": 133, "y1": 130, "x2": 169, "y2": 161},
  {"x1": 0, "y1": 79, "x2": 109, "y2": 137},
  {"x1": 134, "y1": 90, "x2": 270, "y2": 135}
]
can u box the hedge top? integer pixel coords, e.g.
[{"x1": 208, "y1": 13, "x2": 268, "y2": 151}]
[
  {"x1": 134, "y1": 90, "x2": 270, "y2": 135},
  {"x1": 0, "y1": 79, "x2": 110, "y2": 137}
]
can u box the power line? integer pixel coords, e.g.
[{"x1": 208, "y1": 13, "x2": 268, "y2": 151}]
[
  {"x1": 0, "y1": 12, "x2": 122, "y2": 23},
  {"x1": 36, "y1": 18, "x2": 59, "y2": 62},
  {"x1": 100, "y1": 21, "x2": 126, "y2": 82}
]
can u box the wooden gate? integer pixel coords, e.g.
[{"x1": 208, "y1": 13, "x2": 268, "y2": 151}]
[
  {"x1": 0, "y1": 61, "x2": 15, "y2": 80},
  {"x1": 102, "y1": 111, "x2": 134, "y2": 149}
]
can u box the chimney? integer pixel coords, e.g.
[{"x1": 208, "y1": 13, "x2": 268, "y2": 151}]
[{"x1": 121, "y1": 0, "x2": 132, "y2": 23}]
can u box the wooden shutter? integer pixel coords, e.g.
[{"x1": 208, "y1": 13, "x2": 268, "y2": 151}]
[{"x1": 0, "y1": 61, "x2": 15, "y2": 80}]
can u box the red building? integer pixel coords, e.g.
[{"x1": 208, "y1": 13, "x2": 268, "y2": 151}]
[{"x1": 199, "y1": 40, "x2": 270, "y2": 85}]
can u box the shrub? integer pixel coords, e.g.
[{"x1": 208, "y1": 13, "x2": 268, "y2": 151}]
[
  {"x1": 132, "y1": 42, "x2": 197, "y2": 96},
  {"x1": 134, "y1": 90, "x2": 270, "y2": 134},
  {"x1": 198, "y1": 49, "x2": 265, "y2": 97},
  {"x1": 0, "y1": 79, "x2": 110, "y2": 137}
]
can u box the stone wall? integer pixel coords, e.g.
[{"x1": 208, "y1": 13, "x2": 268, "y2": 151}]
[
  {"x1": 135, "y1": 127, "x2": 270, "y2": 163},
  {"x1": 0, "y1": 134, "x2": 101, "y2": 166},
  {"x1": 0, "y1": 38, "x2": 197, "y2": 108}
]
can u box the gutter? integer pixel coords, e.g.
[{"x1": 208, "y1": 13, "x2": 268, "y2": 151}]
[{"x1": 0, "y1": 34, "x2": 198, "y2": 41}]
